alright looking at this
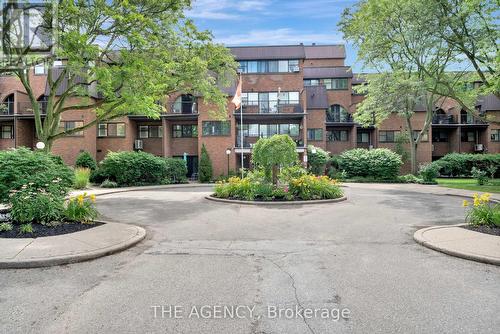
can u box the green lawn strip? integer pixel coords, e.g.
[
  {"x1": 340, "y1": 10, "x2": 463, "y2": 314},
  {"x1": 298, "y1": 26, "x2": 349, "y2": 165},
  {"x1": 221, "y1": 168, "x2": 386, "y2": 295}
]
[{"x1": 436, "y1": 178, "x2": 500, "y2": 193}]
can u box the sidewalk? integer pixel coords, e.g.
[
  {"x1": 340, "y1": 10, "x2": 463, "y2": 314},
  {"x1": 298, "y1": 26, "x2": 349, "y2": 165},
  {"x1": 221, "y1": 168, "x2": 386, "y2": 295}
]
[
  {"x1": 70, "y1": 183, "x2": 214, "y2": 198},
  {"x1": 0, "y1": 222, "x2": 146, "y2": 269},
  {"x1": 414, "y1": 225, "x2": 500, "y2": 266}
]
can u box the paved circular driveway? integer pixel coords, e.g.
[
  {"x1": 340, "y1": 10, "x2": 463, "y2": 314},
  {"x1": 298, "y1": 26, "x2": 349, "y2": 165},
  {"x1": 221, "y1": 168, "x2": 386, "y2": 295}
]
[{"x1": 1, "y1": 184, "x2": 499, "y2": 333}]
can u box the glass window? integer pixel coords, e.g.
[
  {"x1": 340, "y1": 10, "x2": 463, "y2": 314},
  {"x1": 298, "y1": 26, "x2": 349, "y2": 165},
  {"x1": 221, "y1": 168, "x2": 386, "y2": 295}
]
[
  {"x1": 268, "y1": 124, "x2": 278, "y2": 136},
  {"x1": 290, "y1": 124, "x2": 299, "y2": 137},
  {"x1": 247, "y1": 61, "x2": 258, "y2": 73},
  {"x1": 279, "y1": 124, "x2": 289, "y2": 135},
  {"x1": 248, "y1": 124, "x2": 259, "y2": 137},
  {"x1": 327, "y1": 105, "x2": 349, "y2": 122},
  {"x1": 1, "y1": 125, "x2": 13, "y2": 139},
  {"x1": 202, "y1": 121, "x2": 230, "y2": 136},
  {"x1": 413, "y1": 130, "x2": 428, "y2": 142},
  {"x1": 238, "y1": 61, "x2": 248, "y2": 73},
  {"x1": 173, "y1": 124, "x2": 197, "y2": 138},
  {"x1": 379, "y1": 130, "x2": 399, "y2": 143},
  {"x1": 328, "y1": 130, "x2": 348, "y2": 142},
  {"x1": 61, "y1": 121, "x2": 84, "y2": 136},
  {"x1": 268, "y1": 61, "x2": 278, "y2": 72},
  {"x1": 357, "y1": 132, "x2": 370, "y2": 143},
  {"x1": 288, "y1": 60, "x2": 299, "y2": 72},
  {"x1": 53, "y1": 60, "x2": 63, "y2": 67},
  {"x1": 34, "y1": 64, "x2": 46, "y2": 75},
  {"x1": 289, "y1": 92, "x2": 299, "y2": 104},
  {"x1": 304, "y1": 79, "x2": 320, "y2": 86},
  {"x1": 323, "y1": 79, "x2": 333, "y2": 89},
  {"x1": 278, "y1": 60, "x2": 288, "y2": 72},
  {"x1": 491, "y1": 129, "x2": 500, "y2": 142},
  {"x1": 149, "y1": 126, "x2": 163, "y2": 138},
  {"x1": 432, "y1": 130, "x2": 449, "y2": 142},
  {"x1": 307, "y1": 128, "x2": 323, "y2": 141},
  {"x1": 461, "y1": 131, "x2": 476, "y2": 142},
  {"x1": 139, "y1": 126, "x2": 149, "y2": 139},
  {"x1": 98, "y1": 123, "x2": 125, "y2": 137},
  {"x1": 98, "y1": 123, "x2": 107, "y2": 137}
]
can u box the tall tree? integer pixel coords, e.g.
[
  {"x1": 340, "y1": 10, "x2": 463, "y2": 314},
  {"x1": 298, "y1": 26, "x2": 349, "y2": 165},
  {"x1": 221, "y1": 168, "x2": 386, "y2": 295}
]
[{"x1": 0, "y1": 0, "x2": 237, "y2": 150}]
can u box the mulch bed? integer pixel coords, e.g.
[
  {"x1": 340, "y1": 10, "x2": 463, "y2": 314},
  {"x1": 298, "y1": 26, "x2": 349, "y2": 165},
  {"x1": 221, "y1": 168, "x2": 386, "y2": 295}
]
[
  {"x1": 0, "y1": 221, "x2": 104, "y2": 239},
  {"x1": 462, "y1": 225, "x2": 500, "y2": 237}
]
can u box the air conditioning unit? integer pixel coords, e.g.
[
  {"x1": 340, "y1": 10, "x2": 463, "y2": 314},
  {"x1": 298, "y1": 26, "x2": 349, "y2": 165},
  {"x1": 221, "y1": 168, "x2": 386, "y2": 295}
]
[
  {"x1": 474, "y1": 144, "x2": 484, "y2": 152},
  {"x1": 291, "y1": 65, "x2": 300, "y2": 72},
  {"x1": 134, "y1": 139, "x2": 143, "y2": 150}
]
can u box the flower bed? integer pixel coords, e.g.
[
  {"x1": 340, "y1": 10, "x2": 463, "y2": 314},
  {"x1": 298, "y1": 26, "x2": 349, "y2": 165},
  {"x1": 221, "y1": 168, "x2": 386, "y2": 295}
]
[
  {"x1": 460, "y1": 193, "x2": 500, "y2": 236},
  {"x1": 212, "y1": 175, "x2": 344, "y2": 202}
]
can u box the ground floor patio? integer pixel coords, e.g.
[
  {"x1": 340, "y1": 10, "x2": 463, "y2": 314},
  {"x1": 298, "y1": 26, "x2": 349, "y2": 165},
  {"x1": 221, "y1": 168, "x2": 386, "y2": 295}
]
[{"x1": 1, "y1": 184, "x2": 499, "y2": 333}]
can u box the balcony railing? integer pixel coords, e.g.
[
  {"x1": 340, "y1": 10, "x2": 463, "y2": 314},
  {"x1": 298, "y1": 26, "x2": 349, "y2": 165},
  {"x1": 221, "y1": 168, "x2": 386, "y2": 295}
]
[
  {"x1": 16, "y1": 101, "x2": 48, "y2": 115},
  {"x1": 432, "y1": 114, "x2": 457, "y2": 124},
  {"x1": 236, "y1": 136, "x2": 303, "y2": 148},
  {"x1": 0, "y1": 101, "x2": 14, "y2": 115},
  {"x1": 169, "y1": 101, "x2": 198, "y2": 114},
  {"x1": 460, "y1": 114, "x2": 487, "y2": 124},
  {"x1": 241, "y1": 100, "x2": 303, "y2": 114},
  {"x1": 326, "y1": 111, "x2": 353, "y2": 123}
]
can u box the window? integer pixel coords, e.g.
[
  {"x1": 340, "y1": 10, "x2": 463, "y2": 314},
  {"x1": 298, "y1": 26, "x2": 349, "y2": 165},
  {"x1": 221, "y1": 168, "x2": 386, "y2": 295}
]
[
  {"x1": 238, "y1": 60, "x2": 299, "y2": 73},
  {"x1": 34, "y1": 64, "x2": 46, "y2": 75},
  {"x1": 379, "y1": 130, "x2": 400, "y2": 143},
  {"x1": 139, "y1": 125, "x2": 163, "y2": 138},
  {"x1": 327, "y1": 130, "x2": 348, "y2": 142},
  {"x1": 60, "y1": 121, "x2": 84, "y2": 136},
  {"x1": 491, "y1": 129, "x2": 500, "y2": 142},
  {"x1": 304, "y1": 79, "x2": 320, "y2": 86},
  {"x1": 357, "y1": 132, "x2": 370, "y2": 143},
  {"x1": 202, "y1": 121, "x2": 230, "y2": 136},
  {"x1": 305, "y1": 78, "x2": 348, "y2": 90},
  {"x1": 327, "y1": 104, "x2": 349, "y2": 122},
  {"x1": 461, "y1": 130, "x2": 476, "y2": 142},
  {"x1": 172, "y1": 124, "x2": 197, "y2": 138},
  {"x1": 307, "y1": 128, "x2": 323, "y2": 141},
  {"x1": 432, "y1": 130, "x2": 449, "y2": 142},
  {"x1": 1, "y1": 125, "x2": 13, "y2": 139},
  {"x1": 98, "y1": 123, "x2": 125, "y2": 137},
  {"x1": 53, "y1": 60, "x2": 63, "y2": 67},
  {"x1": 412, "y1": 130, "x2": 429, "y2": 142},
  {"x1": 243, "y1": 91, "x2": 300, "y2": 113}
]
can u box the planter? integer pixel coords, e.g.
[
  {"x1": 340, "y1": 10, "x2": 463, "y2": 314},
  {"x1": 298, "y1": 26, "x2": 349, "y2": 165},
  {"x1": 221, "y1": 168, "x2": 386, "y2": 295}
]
[{"x1": 205, "y1": 195, "x2": 347, "y2": 206}]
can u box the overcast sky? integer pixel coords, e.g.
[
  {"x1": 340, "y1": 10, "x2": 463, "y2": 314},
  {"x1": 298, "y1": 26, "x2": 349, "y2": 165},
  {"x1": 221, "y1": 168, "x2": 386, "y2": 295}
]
[{"x1": 187, "y1": 0, "x2": 365, "y2": 71}]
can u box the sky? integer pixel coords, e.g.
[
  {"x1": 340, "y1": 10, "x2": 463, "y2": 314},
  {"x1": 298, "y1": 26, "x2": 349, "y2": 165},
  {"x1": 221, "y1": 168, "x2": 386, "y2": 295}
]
[{"x1": 187, "y1": 0, "x2": 365, "y2": 71}]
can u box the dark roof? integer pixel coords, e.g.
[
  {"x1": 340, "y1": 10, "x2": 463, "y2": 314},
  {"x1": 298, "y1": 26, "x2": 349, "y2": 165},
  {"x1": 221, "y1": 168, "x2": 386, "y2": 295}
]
[
  {"x1": 305, "y1": 86, "x2": 329, "y2": 109},
  {"x1": 304, "y1": 45, "x2": 345, "y2": 59},
  {"x1": 476, "y1": 94, "x2": 500, "y2": 112},
  {"x1": 229, "y1": 45, "x2": 305, "y2": 60},
  {"x1": 351, "y1": 74, "x2": 367, "y2": 85},
  {"x1": 45, "y1": 67, "x2": 100, "y2": 98},
  {"x1": 303, "y1": 66, "x2": 352, "y2": 79},
  {"x1": 220, "y1": 79, "x2": 238, "y2": 96}
]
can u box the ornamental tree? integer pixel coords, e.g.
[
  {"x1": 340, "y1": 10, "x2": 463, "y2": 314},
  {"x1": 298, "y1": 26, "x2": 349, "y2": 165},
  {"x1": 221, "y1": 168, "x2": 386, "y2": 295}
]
[
  {"x1": 0, "y1": 0, "x2": 238, "y2": 151},
  {"x1": 252, "y1": 135, "x2": 298, "y2": 185}
]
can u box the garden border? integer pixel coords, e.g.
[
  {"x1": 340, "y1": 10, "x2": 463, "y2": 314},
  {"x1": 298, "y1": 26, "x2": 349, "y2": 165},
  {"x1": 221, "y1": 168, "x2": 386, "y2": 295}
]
[{"x1": 204, "y1": 195, "x2": 347, "y2": 205}]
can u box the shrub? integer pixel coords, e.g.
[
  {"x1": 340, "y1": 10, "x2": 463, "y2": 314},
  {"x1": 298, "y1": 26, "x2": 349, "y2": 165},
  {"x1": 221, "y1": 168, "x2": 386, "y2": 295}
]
[
  {"x1": 0, "y1": 222, "x2": 13, "y2": 232},
  {"x1": 9, "y1": 184, "x2": 65, "y2": 225},
  {"x1": 199, "y1": 144, "x2": 213, "y2": 183},
  {"x1": 398, "y1": 174, "x2": 422, "y2": 183},
  {"x1": 470, "y1": 167, "x2": 488, "y2": 185},
  {"x1": 96, "y1": 151, "x2": 167, "y2": 186},
  {"x1": 432, "y1": 153, "x2": 500, "y2": 177},
  {"x1": 307, "y1": 145, "x2": 329, "y2": 175},
  {"x1": 19, "y1": 223, "x2": 34, "y2": 234},
  {"x1": 101, "y1": 179, "x2": 119, "y2": 188},
  {"x1": 65, "y1": 194, "x2": 99, "y2": 223},
  {"x1": 288, "y1": 175, "x2": 343, "y2": 200},
  {"x1": 252, "y1": 135, "x2": 298, "y2": 184},
  {"x1": 419, "y1": 163, "x2": 439, "y2": 184},
  {"x1": 327, "y1": 166, "x2": 347, "y2": 181},
  {"x1": 75, "y1": 151, "x2": 97, "y2": 171},
  {"x1": 165, "y1": 158, "x2": 188, "y2": 184},
  {"x1": 463, "y1": 193, "x2": 500, "y2": 227},
  {"x1": 339, "y1": 148, "x2": 402, "y2": 180},
  {"x1": 0, "y1": 148, "x2": 73, "y2": 203},
  {"x1": 89, "y1": 166, "x2": 108, "y2": 184},
  {"x1": 279, "y1": 165, "x2": 307, "y2": 184},
  {"x1": 74, "y1": 168, "x2": 91, "y2": 189}
]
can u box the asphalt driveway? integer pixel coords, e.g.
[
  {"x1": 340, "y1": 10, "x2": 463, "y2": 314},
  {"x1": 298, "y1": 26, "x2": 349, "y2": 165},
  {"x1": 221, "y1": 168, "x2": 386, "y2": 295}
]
[{"x1": 1, "y1": 184, "x2": 499, "y2": 333}]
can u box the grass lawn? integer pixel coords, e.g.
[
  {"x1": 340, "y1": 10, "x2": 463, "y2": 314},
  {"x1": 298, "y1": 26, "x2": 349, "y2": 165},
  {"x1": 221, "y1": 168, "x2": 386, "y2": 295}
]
[{"x1": 436, "y1": 178, "x2": 500, "y2": 193}]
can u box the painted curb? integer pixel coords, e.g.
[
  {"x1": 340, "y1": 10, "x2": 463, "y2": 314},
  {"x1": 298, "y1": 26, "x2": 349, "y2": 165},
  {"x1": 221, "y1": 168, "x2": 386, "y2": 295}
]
[
  {"x1": 0, "y1": 222, "x2": 146, "y2": 269},
  {"x1": 205, "y1": 195, "x2": 348, "y2": 206},
  {"x1": 413, "y1": 224, "x2": 500, "y2": 266}
]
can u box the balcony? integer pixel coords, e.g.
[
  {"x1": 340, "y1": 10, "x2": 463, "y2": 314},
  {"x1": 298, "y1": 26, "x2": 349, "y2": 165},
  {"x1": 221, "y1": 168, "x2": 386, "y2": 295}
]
[
  {"x1": 17, "y1": 101, "x2": 48, "y2": 115},
  {"x1": 460, "y1": 114, "x2": 487, "y2": 125},
  {"x1": 239, "y1": 100, "x2": 303, "y2": 114},
  {"x1": 170, "y1": 101, "x2": 198, "y2": 114},
  {"x1": 236, "y1": 136, "x2": 303, "y2": 149},
  {"x1": 326, "y1": 111, "x2": 355, "y2": 125},
  {"x1": 432, "y1": 114, "x2": 457, "y2": 125}
]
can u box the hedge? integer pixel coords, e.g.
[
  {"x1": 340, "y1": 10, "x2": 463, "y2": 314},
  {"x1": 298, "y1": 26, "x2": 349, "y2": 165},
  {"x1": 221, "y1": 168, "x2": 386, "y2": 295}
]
[
  {"x1": 432, "y1": 153, "x2": 500, "y2": 177},
  {"x1": 0, "y1": 147, "x2": 73, "y2": 203},
  {"x1": 339, "y1": 148, "x2": 403, "y2": 180},
  {"x1": 90, "y1": 151, "x2": 187, "y2": 186},
  {"x1": 75, "y1": 151, "x2": 97, "y2": 170}
]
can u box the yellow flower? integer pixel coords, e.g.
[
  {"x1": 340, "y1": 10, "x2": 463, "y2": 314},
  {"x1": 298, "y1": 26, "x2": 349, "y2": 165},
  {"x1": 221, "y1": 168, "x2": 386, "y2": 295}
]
[
  {"x1": 90, "y1": 194, "x2": 96, "y2": 203},
  {"x1": 77, "y1": 194, "x2": 84, "y2": 205},
  {"x1": 480, "y1": 193, "x2": 491, "y2": 203},
  {"x1": 462, "y1": 200, "x2": 469, "y2": 207}
]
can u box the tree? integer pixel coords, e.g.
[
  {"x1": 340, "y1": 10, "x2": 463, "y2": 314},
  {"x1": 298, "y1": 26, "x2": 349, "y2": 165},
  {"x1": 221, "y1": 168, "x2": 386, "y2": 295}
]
[
  {"x1": 0, "y1": 1, "x2": 237, "y2": 151},
  {"x1": 252, "y1": 135, "x2": 298, "y2": 185},
  {"x1": 198, "y1": 144, "x2": 213, "y2": 183},
  {"x1": 307, "y1": 145, "x2": 329, "y2": 176},
  {"x1": 340, "y1": 0, "x2": 465, "y2": 173}
]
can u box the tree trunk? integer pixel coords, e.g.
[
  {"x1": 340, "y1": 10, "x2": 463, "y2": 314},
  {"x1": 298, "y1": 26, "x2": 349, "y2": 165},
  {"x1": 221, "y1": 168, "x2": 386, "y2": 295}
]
[
  {"x1": 272, "y1": 165, "x2": 279, "y2": 185},
  {"x1": 409, "y1": 142, "x2": 418, "y2": 175}
]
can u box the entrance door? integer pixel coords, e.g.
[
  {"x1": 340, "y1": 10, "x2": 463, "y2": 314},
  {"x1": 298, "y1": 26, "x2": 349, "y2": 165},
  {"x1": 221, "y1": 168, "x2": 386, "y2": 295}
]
[{"x1": 186, "y1": 156, "x2": 198, "y2": 178}]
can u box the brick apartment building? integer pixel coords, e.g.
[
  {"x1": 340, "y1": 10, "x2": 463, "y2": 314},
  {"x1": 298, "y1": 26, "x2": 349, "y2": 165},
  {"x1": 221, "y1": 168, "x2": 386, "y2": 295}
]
[{"x1": 0, "y1": 44, "x2": 499, "y2": 178}]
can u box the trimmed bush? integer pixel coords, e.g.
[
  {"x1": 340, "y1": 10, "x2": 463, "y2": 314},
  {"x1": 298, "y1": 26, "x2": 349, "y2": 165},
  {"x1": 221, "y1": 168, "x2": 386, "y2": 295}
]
[
  {"x1": 339, "y1": 148, "x2": 403, "y2": 180},
  {"x1": 419, "y1": 163, "x2": 439, "y2": 184},
  {"x1": 0, "y1": 148, "x2": 73, "y2": 203},
  {"x1": 96, "y1": 151, "x2": 167, "y2": 186},
  {"x1": 101, "y1": 179, "x2": 119, "y2": 188},
  {"x1": 165, "y1": 158, "x2": 188, "y2": 184},
  {"x1": 432, "y1": 153, "x2": 500, "y2": 177},
  {"x1": 75, "y1": 151, "x2": 97, "y2": 170},
  {"x1": 199, "y1": 144, "x2": 213, "y2": 183},
  {"x1": 307, "y1": 145, "x2": 329, "y2": 175}
]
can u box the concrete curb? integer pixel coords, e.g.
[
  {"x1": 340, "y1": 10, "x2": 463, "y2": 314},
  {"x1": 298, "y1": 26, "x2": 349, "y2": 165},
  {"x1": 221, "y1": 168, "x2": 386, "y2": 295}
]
[
  {"x1": 205, "y1": 195, "x2": 347, "y2": 206},
  {"x1": 72, "y1": 183, "x2": 214, "y2": 198},
  {"x1": 0, "y1": 222, "x2": 146, "y2": 269},
  {"x1": 413, "y1": 224, "x2": 500, "y2": 266}
]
